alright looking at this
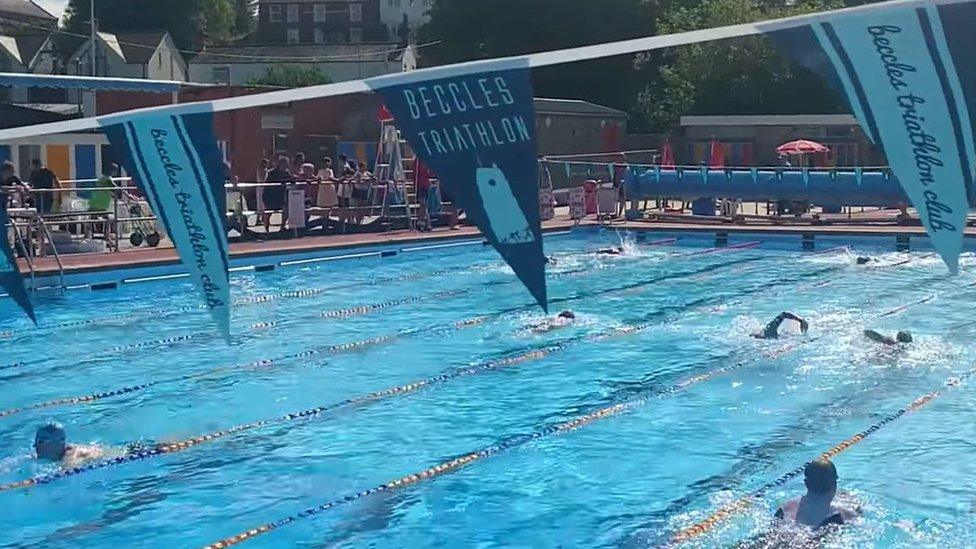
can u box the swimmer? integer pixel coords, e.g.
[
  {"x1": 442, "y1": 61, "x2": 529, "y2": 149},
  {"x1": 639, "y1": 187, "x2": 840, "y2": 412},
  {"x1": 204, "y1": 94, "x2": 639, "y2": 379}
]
[
  {"x1": 529, "y1": 310, "x2": 577, "y2": 333},
  {"x1": 752, "y1": 312, "x2": 809, "y2": 339},
  {"x1": 864, "y1": 329, "x2": 913, "y2": 346},
  {"x1": 597, "y1": 246, "x2": 624, "y2": 256},
  {"x1": 776, "y1": 459, "x2": 859, "y2": 529},
  {"x1": 855, "y1": 256, "x2": 873, "y2": 265},
  {"x1": 34, "y1": 422, "x2": 104, "y2": 468},
  {"x1": 545, "y1": 256, "x2": 558, "y2": 266}
]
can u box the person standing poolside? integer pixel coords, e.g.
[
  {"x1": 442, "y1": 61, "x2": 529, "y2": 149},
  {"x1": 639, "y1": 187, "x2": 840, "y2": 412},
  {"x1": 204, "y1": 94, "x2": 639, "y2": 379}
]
[
  {"x1": 263, "y1": 156, "x2": 292, "y2": 232},
  {"x1": 28, "y1": 158, "x2": 59, "y2": 214},
  {"x1": 776, "y1": 459, "x2": 859, "y2": 528},
  {"x1": 34, "y1": 422, "x2": 103, "y2": 468},
  {"x1": 752, "y1": 312, "x2": 809, "y2": 339}
]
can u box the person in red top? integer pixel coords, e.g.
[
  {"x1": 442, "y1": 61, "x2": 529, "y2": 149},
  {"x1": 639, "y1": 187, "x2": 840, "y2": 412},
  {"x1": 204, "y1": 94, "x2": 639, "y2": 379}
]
[{"x1": 414, "y1": 159, "x2": 434, "y2": 231}]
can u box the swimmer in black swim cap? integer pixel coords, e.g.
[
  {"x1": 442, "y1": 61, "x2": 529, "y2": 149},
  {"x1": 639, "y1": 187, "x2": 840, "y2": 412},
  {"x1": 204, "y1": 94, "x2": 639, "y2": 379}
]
[
  {"x1": 856, "y1": 256, "x2": 873, "y2": 265},
  {"x1": 752, "y1": 312, "x2": 809, "y2": 339},
  {"x1": 776, "y1": 459, "x2": 859, "y2": 528},
  {"x1": 597, "y1": 246, "x2": 624, "y2": 256},
  {"x1": 34, "y1": 422, "x2": 104, "y2": 467}
]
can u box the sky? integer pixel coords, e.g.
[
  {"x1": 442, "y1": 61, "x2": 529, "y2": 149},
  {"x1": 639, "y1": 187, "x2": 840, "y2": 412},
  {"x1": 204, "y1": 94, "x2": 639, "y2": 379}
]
[{"x1": 35, "y1": 0, "x2": 67, "y2": 19}]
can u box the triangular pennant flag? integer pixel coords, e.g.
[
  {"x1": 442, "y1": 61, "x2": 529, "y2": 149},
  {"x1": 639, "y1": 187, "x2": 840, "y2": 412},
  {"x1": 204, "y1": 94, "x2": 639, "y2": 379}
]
[
  {"x1": 654, "y1": 165, "x2": 661, "y2": 182},
  {"x1": 725, "y1": 169, "x2": 733, "y2": 180},
  {"x1": 366, "y1": 59, "x2": 548, "y2": 311},
  {"x1": 770, "y1": 3, "x2": 976, "y2": 273},
  {"x1": 700, "y1": 166, "x2": 708, "y2": 183},
  {"x1": 855, "y1": 167, "x2": 864, "y2": 185},
  {"x1": 0, "y1": 203, "x2": 35, "y2": 323},
  {"x1": 607, "y1": 163, "x2": 614, "y2": 180},
  {"x1": 101, "y1": 109, "x2": 231, "y2": 338},
  {"x1": 802, "y1": 168, "x2": 810, "y2": 185},
  {"x1": 564, "y1": 161, "x2": 572, "y2": 180},
  {"x1": 750, "y1": 168, "x2": 759, "y2": 183}
]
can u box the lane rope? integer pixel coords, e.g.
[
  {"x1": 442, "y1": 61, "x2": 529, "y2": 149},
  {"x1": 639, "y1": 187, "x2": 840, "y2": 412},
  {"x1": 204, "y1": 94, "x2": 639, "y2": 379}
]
[
  {"x1": 201, "y1": 282, "x2": 951, "y2": 548},
  {"x1": 666, "y1": 367, "x2": 976, "y2": 546},
  {"x1": 0, "y1": 260, "x2": 839, "y2": 494},
  {"x1": 200, "y1": 341, "x2": 812, "y2": 549},
  {"x1": 0, "y1": 254, "x2": 790, "y2": 420}
]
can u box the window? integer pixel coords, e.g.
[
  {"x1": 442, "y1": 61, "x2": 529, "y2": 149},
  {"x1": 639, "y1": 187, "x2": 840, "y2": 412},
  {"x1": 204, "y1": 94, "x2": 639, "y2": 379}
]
[
  {"x1": 313, "y1": 4, "x2": 326, "y2": 22},
  {"x1": 287, "y1": 28, "x2": 300, "y2": 44},
  {"x1": 287, "y1": 3, "x2": 299, "y2": 22},
  {"x1": 269, "y1": 4, "x2": 282, "y2": 22},
  {"x1": 350, "y1": 27, "x2": 362, "y2": 43},
  {"x1": 314, "y1": 28, "x2": 325, "y2": 44},
  {"x1": 212, "y1": 67, "x2": 230, "y2": 85},
  {"x1": 327, "y1": 30, "x2": 344, "y2": 43},
  {"x1": 349, "y1": 3, "x2": 362, "y2": 21}
]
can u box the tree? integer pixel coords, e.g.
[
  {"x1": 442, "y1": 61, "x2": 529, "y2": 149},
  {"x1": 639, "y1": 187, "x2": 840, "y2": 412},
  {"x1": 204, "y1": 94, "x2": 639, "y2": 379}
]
[
  {"x1": 417, "y1": 0, "x2": 659, "y2": 117},
  {"x1": 62, "y1": 0, "x2": 256, "y2": 52},
  {"x1": 635, "y1": 0, "x2": 849, "y2": 131},
  {"x1": 247, "y1": 66, "x2": 333, "y2": 88}
]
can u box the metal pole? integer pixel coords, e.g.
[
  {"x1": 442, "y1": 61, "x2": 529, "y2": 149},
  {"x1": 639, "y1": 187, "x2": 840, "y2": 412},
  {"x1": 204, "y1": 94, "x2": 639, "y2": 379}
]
[{"x1": 90, "y1": 0, "x2": 96, "y2": 76}]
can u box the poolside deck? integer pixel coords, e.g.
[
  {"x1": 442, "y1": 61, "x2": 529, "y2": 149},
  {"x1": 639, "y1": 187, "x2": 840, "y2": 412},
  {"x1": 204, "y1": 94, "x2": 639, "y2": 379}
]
[{"x1": 18, "y1": 210, "x2": 976, "y2": 278}]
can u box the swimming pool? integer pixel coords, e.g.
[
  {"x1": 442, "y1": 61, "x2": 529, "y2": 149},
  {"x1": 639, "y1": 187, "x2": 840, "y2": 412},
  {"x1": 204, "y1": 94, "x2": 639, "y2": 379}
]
[{"x1": 2, "y1": 229, "x2": 976, "y2": 548}]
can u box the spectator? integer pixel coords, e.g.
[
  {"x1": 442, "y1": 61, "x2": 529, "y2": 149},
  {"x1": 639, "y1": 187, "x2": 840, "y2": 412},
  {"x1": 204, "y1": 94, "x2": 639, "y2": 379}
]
[
  {"x1": 415, "y1": 159, "x2": 434, "y2": 230},
  {"x1": 1, "y1": 160, "x2": 30, "y2": 208},
  {"x1": 262, "y1": 156, "x2": 292, "y2": 233},
  {"x1": 28, "y1": 158, "x2": 59, "y2": 214},
  {"x1": 316, "y1": 157, "x2": 338, "y2": 209}
]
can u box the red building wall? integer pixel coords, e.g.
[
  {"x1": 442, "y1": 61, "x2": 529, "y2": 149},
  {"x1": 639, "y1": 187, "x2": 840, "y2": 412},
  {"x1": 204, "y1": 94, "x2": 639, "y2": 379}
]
[{"x1": 95, "y1": 86, "x2": 382, "y2": 182}]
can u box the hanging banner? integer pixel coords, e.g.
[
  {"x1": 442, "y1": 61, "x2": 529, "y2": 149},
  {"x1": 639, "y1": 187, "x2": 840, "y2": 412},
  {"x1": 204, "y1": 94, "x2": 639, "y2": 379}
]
[
  {"x1": 771, "y1": 2, "x2": 976, "y2": 272},
  {"x1": 102, "y1": 110, "x2": 231, "y2": 337},
  {"x1": 0, "y1": 204, "x2": 35, "y2": 323},
  {"x1": 367, "y1": 60, "x2": 548, "y2": 310}
]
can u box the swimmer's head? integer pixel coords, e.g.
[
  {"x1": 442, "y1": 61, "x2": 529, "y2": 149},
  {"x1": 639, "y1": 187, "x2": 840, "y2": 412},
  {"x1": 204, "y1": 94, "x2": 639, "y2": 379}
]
[
  {"x1": 856, "y1": 257, "x2": 871, "y2": 265},
  {"x1": 804, "y1": 459, "x2": 838, "y2": 496},
  {"x1": 896, "y1": 331, "x2": 913, "y2": 343},
  {"x1": 34, "y1": 422, "x2": 67, "y2": 461},
  {"x1": 558, "y1": 310, "x2": 576, "y2": 320}
]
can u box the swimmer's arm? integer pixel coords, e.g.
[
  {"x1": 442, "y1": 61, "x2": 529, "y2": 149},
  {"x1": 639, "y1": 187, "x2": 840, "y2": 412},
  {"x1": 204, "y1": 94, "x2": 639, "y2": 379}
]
[
  {"x1": 778, "y1": 312, "x2": 809, "y2": 333},
  {"x1": 864, "y1": 330, "x2": 896, "y2": 345},
  {"x1": 62, "y1": 444, "x2": 105, "y2": 468}
]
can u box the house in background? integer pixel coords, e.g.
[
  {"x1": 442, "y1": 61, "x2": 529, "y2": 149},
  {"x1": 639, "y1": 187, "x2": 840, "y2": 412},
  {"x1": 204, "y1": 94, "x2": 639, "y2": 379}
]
[
  {"x1": 253, "y1": 0, "x2": 386, "y2": 44},
  {"x1": 0, "y1": 33, "x2": 70, "y2": 104},
  {"x1": 0, "y1": 0, "x2": 56, "y2": 35},
  {"x1": 380, "y1": 0, "x2": 431, "y2": 42},
  {"x1": 190, "y1": 43, "x2": 408, "y2": 86},
  {"x1": 67, "y1": 31, "x2": 188, "y2": 81}
]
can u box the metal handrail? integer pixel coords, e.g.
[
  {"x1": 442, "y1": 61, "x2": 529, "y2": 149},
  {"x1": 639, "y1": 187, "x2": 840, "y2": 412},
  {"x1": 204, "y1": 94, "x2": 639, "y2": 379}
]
[
  {"x1": 32, "y1": 215, "x2": 65, "y2": 291},
  {"x1": 8, "y1": 220, "x2": 35, "y2": 291}
]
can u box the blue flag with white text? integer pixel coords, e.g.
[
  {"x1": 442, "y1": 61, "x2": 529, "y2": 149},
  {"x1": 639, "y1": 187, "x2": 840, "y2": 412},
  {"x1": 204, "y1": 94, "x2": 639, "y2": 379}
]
[
  {"x1": 0, "y1": 203, "x2": 35, "y2": 323},
  {"x1": 771, "y1": 2, "x2": 976, "y2": 273},
  {"x1": 367, "y1": 59, "x2": 548, "y2": 310},
  {"x1": 102, "y1": 110, "x2": 231, "y2": 337}
]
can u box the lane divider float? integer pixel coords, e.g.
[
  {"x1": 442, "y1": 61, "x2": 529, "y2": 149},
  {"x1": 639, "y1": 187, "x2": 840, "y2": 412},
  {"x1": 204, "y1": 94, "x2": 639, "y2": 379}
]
[
  {"x1": 666, "y1": 367, "x2": 976, "y2": 546},
  {"x1": 201, "y1": 341, "x2": 810, "y2": 549},
  {"x1": 0, "y1": 260, "x2": 838, "y2": 493}
]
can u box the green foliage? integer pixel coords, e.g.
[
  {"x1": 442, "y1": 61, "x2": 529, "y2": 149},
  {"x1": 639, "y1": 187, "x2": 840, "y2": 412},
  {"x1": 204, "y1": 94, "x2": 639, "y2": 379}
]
[
  {"x1": 247, "y1": 66, "x2": 333, "y2": 88},
  {"x1": 418, "y1": 0, "x2": 658, "y2": 119},
  {"x1": 636, "y1": 0, "x2": 848, "y2": 131},
  {"x1": 419, "y1": 0, "x2": 856, "y2": 133},
  {"x1": 62, "y1": 0, "x2": 256, "y2": 51}
]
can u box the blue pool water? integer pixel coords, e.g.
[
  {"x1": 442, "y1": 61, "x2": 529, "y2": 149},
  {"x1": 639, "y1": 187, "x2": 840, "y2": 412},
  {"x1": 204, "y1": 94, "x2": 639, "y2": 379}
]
[{"x1": 2, "y1": 229, "x2": 976, "y2": 548}]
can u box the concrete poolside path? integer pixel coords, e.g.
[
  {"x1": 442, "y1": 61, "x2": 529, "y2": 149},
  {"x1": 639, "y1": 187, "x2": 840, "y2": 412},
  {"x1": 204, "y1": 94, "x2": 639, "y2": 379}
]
[{"x1": 18, "y1": 211, "x2": 976, "y2": 278}]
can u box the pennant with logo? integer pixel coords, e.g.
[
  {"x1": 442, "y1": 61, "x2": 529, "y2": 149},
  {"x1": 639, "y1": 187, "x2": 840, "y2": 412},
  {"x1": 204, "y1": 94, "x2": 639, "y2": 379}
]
[
  {"x1": 102, "y1": 109, "x2": 231, "y2": 336},
  {"x1": 366, "y1": 60, "x2": 548, "y2": 310},
  {"x1": 0, "y1": 203, "x2": 35, "y2": 323},
  {"x1": 770, "y1": 2, "x2": 976, "y2": 272}
]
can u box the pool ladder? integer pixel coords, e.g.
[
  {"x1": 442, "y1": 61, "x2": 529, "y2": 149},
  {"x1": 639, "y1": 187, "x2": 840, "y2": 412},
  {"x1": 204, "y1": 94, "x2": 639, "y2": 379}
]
[{"x1": 8, "y1": 213, "x2": 65, "y2": 294}]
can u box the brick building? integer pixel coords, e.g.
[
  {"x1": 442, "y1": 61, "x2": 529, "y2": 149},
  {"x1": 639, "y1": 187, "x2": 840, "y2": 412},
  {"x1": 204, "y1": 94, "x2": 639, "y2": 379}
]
[{"x1": 254, "y1": 0, "x2": 386, "y2": 45}]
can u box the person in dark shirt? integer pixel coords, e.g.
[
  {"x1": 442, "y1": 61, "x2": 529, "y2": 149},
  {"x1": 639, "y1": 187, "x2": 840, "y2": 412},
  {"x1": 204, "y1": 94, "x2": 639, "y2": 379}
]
[
  {"x1": 1, "y1": 160, "x2": 30, "y2": 208},
  {"x1": 262, "y1": 156, "x2": 292, "y2": 232},
  {"x1": 28, "y1": 158, "x2": 59, "y2": 214}
]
